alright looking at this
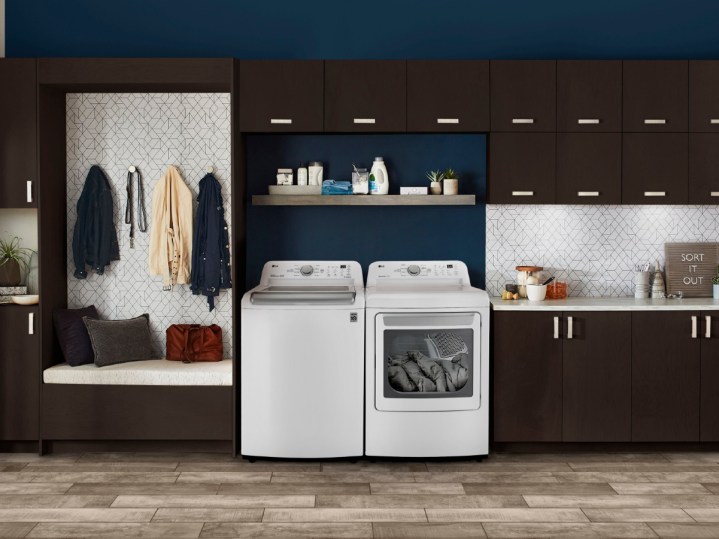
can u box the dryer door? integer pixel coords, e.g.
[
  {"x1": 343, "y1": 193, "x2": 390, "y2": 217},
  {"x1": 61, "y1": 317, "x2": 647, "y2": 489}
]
[{"x1": 375, "y1": 312, "x2": 482, "y2": 412}]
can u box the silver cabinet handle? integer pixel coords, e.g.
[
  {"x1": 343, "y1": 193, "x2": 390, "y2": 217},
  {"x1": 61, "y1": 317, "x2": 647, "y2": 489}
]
[
  {"x1": 567, "y1": 316, "x2": 574, "y2": 340},
  {"x1": 711, "y1": 119, "x2": 719, "y2": 124},
  {"x1": 437, "y1": 118, "x2": 459, "y2": 124},
  {"x1": 270, "y1": 118, "x2": 292, "y2": 124},
  {"x1": 577, "y1": 118, "x2": 600, "y2": 124},
  {"x1": 512, "y1": 118, "x2": 534, "y2": 124},
  {"x1": 28, "y1": 312, "x2": 34, "y2": 335},
  {"x1": 512, "y1": 191, "x2": 534, "y2": 197},
  {"x1": 644, "y1": 118, "x2": 667, "y2": 124},
  {"x1": 26, "y1": 181, "x2": 33, "y2": 203},
  {"x1": 692, "y1": 315, "x2": 698, "y2": 339},
  {"x1": 553, "y1": 316, "x2": 559, "y2": 339},
  {"x1": 711, "y1": 192, "x2": 719, "y2": 197},
  {"x1": 353, "y1": 118, "x2": 376, "y2": 124},
  {"x1": 707, "y1": 316, "x2": 713, "y2": 339},
  {"x1": 644, "y1": 191, "x2": 666, "y2": 197},
  {"x1": 578, "y1": 191, "x2": 600, "y2": 197}
]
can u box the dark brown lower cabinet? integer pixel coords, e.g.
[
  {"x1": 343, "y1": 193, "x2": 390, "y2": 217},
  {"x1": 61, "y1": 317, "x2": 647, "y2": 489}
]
[
  {"x1": 0, "y1": 306, "x2": 39, "y2": 441},
  {"x1": 562, "y1": 312, "x2": 631, "y2": 442},
  {"x1": 493, "y1": 311, "x2": 562, "y2": 442},
  {"x1": 622, "y1": 133, "x2": 688, "y2": 204},
  {"x1": 556, "y1": 133, "x2": 622, "y2": 204},
  {"x1": 701, "y1": 312, "x2": 719, "y2": 441},
  {"x1": 632, "y1": 311, "x2": 700, "y2": 442}
]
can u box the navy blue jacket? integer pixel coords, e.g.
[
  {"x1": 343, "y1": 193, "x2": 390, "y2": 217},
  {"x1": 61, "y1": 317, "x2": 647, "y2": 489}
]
[
  {"x1": 72, "y1": 165, "x2": 120, "y2": 279},
  {"x1": 191, "y1": 174, "x2": 231, "y2": 311}
]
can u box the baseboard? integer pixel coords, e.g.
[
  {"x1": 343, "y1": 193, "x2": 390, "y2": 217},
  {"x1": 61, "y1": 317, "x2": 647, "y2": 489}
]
[{"x1": 40, "y1": 439, "x2": 233, "y2": 454}]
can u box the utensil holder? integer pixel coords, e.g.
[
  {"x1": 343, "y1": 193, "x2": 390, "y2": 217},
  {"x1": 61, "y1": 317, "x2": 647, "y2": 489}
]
[{"x1": 634, "y1": 271, "x2": 651, "y2": 299}]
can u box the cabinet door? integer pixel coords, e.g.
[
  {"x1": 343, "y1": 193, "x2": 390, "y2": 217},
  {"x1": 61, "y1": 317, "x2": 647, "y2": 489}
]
[
  {"x1": 689, "y1": 61, "x2": 719, "y2": 132},
  {"x1": 0, "y1": 59, "x2": 37, "y2": 208},
  {"x1": 488, "y1": 133, "x2": 555, "y2": 203},
  {"x1": 557, "y1": 61, "x2": 622, "y2": 132},
  {"x1": 557, "y1": 133, "x2": 621, "y2": 204},
  {"x1": 563, "y1": 312, "x2": 631, "y2": 442},
  {"x1": 689, "y1": 133, "x2": 719, "y2": 204},
  {"x1": 623, "y1": 61, "x2": 688, "y2": 132},
  {"x1": 622, "y1": 133, "x2": 688, "y2": 204},
  {"x1": 239, "y1": 61, "x2": 324, "y2": 132},
  {"x1": 407, "y1": 60, "x2": 489, "y2": 132},
  {"x1": 493, "y1": 311, "x2": 562, "y2": 442},
  {"x1": 490, "y1": 61, "x2": 556, "y2": 132},
  {"x1": 0, "y1": 306, "x2": 39, "y2": 440},
  {"x1": 632, "y1": 312, "x2": 700, "y2": 442},
  {"x1": 325, "y1": 61, "x2": 406, "y2": 132},
  {"x1": 701, "y1": 312, "x2": 719, "y2": 441}
]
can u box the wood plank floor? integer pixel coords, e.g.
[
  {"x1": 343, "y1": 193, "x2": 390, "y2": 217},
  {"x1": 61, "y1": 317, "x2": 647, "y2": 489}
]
[{"x1": 1, "y1": 452, "x2": 719, "y2": 537}]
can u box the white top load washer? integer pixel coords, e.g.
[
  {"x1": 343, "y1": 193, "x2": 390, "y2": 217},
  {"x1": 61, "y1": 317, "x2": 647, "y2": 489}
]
[
  {"x1": 241, "y1": 261, "x2": 364, "y2": 459},
  {"x1": 365, "y1": 261, "x2": 490, "y2": 457}
]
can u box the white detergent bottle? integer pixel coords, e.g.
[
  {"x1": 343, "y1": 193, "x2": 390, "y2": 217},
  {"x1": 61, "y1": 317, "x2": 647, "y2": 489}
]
[{"x1": 369, "y1": 157, "x2": 389, "y2": 195}]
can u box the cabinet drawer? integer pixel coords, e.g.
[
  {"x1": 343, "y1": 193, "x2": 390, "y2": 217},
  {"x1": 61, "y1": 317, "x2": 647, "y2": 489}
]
[
  {"x1": 623, "y1": 60, "x2": 688, "y2": 132},
  {"x1": 622, "y1": 133, "x2": 688, "y2": 204},
  {"x1": 490, "y1": 61, "x2": 556, "y2": 132},
  {"x1": 689, "y1": 133, "x2": 719, "y2": 204},
  {"x1": 557, "y1": 60, "x2": 622, "y2": 132},
  {"x1": 239, "y1": 60, "x2": 324, "y2": 132},
  {"x1": 690, "y1": 61, "x2": 719, "y2": 132},
  {"x1": 407, "y1": 60, "x2": 489, "y2": 132},
  {"x1": 488, "y1": 133, "x2": 555, "y2": 203},
  {"x1": 325, "y1": 60, "x2": 406, "y2": 132},
  {"x1": 557, "y1": 133, "x2": 621, "y2": 204}
]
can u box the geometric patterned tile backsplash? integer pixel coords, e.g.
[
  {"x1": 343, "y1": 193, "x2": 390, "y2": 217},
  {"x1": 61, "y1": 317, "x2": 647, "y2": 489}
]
[
  {"x1": 66, "y1": 93, "x2": 233, "y2": 358},
  {"x1": 486, "y1": 204, "x2": 719, "y2": 298}
]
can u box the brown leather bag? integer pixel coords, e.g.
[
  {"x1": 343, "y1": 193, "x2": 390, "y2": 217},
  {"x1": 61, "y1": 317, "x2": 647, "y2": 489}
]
[{"x1": 166, "y1": 324, "x2": 223, "y2": 362}]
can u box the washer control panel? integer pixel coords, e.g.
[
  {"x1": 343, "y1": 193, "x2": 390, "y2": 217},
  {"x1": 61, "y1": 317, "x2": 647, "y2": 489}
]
[
  {"x1": 261, "y1": 261, "x2": 364, "y2": 287},
  {"x1": 367, "y1": 261, "x2": 470, "y2": 285}
]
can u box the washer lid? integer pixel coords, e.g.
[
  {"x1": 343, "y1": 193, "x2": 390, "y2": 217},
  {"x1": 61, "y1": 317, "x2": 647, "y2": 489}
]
[{"x1": 250, "y1": 285, "x2": 357, "y2": 305}]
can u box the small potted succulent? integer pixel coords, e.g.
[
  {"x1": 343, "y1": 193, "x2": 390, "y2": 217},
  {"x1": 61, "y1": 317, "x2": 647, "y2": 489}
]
[
  {"x1": 0, "y1": 235, "x2": 33, "y2": 287},
  {"x1": 713, "y1": 266, "x2": 719, "y2": 299},
  {"x1": 443, "y1": 168, "x2": 459, "y2": 195},
  {"x1": 426, "y1": 170, "x2": 444, "y2": 195}
]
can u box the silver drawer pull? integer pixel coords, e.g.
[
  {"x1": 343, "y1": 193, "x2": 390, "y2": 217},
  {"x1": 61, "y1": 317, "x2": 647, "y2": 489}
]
[
  {"x1": 707, "y1": 315, "x2": 712, "y2": 339},
  {"x1": 270, "y1": 119, "x2": 292, "y2": 124},
  {"x1": 567, "y1": 316, "x2": 574, "y2": 339},
  {"x1": 437, "y1": 118, "x2": 459, "y2": 124},
  {"x1": 512, "y1": 118, "x2": 534, "y2": 124},
  {"x1": 711, "y1": 192, "x2": 719, "y2": 197},
  {"x1": 577, "y1": 119, "x2": 600, "y2": 124},
  {"x1": 711, "y1": 119, "x2": 719, "y2": 124},
  {"x1": 26, "y1": 181, "x2": 33, "y2": 203},
  {"x1": 553, "y1": 316, "x2": 559, "y2": 339},
  {"x1": 28, "y1": 313, "x2": 34, "y2": 335},
  {"x1": 692, "y1": 315, "x2": 698, "y2": 339},
  {"x1": 353, "y1": 118, "x2": 376, "y2": 124},
  {"x1": 644, "y1": 191, "x2": 666, "y2": 197},
  {"x1": 644, "y1": 118, "x2": 667, "y2": 124},
  {"x1": 578, "y1": 191, "x2": 600, "y2": 197},
  {"x1": 511, "y1": 191, "x2": 534, "y2": 197}
]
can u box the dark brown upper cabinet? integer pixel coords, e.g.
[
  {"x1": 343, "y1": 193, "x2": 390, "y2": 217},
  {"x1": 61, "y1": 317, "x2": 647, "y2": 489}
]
[
  {"x1": 690, "y1": 61, "x2": 719, "y2": 132},
  {"x1": 623, "y1": 60, "x2": 688, "y2": 132},
  {"x1": 488, "y1": 133, "x2": 555, "y2": 203},
  {"x1": 557, "y1": 133, "x2": 621, "y2": 204},
  {"x1": 557, "y1": 61, "x2": 622, "y2": 132},
  {"x1": 490, "y1": 61, "x2": 556, "y2": 132},
  {"x1": 324, "y1": 61, "x2": 406, "y2": 132},
  {"x1": 689, "y1": 133, "x2": 719, "y2": 204},
  {"x1": 239, "y1": 61, "x2": 324, "y2": 132},
  {"x1": 406, "y1": 60, "x2": 489, "y2": 132},
  {"x1": 622, "y1": 133, "x2": 688, "y2": 204},
  {"x1": 0, "y1": 59, "x2": 37, "y2": 208}
]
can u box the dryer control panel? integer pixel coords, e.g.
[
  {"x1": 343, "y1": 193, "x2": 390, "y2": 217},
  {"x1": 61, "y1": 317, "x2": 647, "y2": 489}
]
[
  {"x1": 260, "y1": 261, "x2": 364, "y2": 288},
  {"x1": 367, "y1": 261, "x2": 471, "y2": 286}
]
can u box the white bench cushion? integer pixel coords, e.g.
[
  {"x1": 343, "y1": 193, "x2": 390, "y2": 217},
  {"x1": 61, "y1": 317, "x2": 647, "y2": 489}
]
[{"x1": 43, "y1": 359, "x2": 232, "y2": 386}]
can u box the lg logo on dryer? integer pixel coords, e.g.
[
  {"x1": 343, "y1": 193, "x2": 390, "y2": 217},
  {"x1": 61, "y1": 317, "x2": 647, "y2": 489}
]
[{"x1": 350, "y1": 312, "x2": 358, "y2": 323}]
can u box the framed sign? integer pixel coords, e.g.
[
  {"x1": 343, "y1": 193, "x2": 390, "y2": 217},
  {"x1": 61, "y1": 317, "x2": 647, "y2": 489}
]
[{"x1": 665, "y1": 242, "x2": 719, "y2": 297}]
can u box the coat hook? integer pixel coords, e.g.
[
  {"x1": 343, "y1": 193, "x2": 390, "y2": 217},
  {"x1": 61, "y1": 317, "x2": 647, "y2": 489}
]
[
  {"x1": 128, "y1": 165, "x2": 136, "y2": 173},
  {"x1": 206, "y1": 165, "x2": 214, "y2": 174}
]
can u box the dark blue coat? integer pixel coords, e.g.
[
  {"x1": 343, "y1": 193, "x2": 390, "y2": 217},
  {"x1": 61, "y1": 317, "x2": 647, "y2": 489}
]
[{"x1": 191, "y1": 174, "x2": 231, "y2": 311}]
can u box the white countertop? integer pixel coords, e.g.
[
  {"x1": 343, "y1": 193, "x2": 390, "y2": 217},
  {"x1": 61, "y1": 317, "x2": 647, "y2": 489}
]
[{"x1": 490, "y1": 296, "x2": 719, "y2": 311}]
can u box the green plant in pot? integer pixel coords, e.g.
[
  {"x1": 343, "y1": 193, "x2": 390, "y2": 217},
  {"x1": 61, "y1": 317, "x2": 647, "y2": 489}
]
[
  {"x1": 443, "y1": 168, "x2": 459, "y2": 195},
  {"x1": 713, "y1": 266, "x2": 719, "y2": 300},
  {"x1": 0, "y1": 236, "x2": 33, "y2": 287},
  {"x1": 426, "y1": 170, "x2": 444, "y2": 195}
]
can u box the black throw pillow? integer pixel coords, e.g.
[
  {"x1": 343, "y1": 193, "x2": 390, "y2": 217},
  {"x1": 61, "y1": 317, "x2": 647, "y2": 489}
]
[
  {"x1": 83, "y1": 314, "x2": 153, "y2": 367},
  {"x1": 53, "y1": 306, "x2": 99, "y2": 367}
]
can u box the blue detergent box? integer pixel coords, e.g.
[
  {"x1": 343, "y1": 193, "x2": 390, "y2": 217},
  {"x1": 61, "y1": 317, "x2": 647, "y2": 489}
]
[{"x1": 321, "y1": 180, "x2": 353, "y2": 195}]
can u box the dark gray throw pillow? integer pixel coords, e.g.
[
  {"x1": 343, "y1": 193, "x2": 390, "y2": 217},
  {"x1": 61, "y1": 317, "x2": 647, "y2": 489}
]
[
  {"x1": 83, "y1": 314, "x2": 152, "y2": 367},
  {"x1": 53, "y1": 306, "x2": 99, "y2": 366}
]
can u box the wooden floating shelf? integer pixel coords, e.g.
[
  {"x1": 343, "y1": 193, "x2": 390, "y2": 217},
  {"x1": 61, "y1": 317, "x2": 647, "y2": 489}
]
[{"x1": 252, "y1": 195, "x2": 476, "y2": 206}]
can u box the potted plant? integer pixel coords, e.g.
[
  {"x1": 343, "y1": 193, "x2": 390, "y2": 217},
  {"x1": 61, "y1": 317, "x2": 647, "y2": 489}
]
[
  {"x1": 713, "y1": 266, "x2": 719, "y2": 299},
  {"x1": 443, "y1": 168, "x2": 459, "y2": 195},
  {"x1": 426, "y1": 170, "x2": 444, "y2": 195},
  {"x1": 0, "y1": 236, "x2": 33, "y2": 287}
]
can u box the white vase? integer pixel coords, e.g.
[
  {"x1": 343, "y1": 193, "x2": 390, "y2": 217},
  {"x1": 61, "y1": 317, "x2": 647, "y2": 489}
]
[
  {"x1": 714, "y1": 283, "x2": 719, "y2": 299},
  {"x1": 443, "y1": 178, "x2": 458, "y2": 195}
]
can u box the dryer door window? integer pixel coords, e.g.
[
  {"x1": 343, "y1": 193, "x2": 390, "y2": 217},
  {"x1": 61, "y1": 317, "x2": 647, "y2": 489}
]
[{"x1": 375, "y1": 312, "x2": 482, "y2": 412}]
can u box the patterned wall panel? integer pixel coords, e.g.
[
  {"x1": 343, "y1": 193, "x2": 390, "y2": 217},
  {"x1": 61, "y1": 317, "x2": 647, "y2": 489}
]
[
  {"x1": 66, "y1": 93, "x2": 233, "y2": 358},
  {"x1": 486, "y1": 205, "x2": 719, "y2": 298}
]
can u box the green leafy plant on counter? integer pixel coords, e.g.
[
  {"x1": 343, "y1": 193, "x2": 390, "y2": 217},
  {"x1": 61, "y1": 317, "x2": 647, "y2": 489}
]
[
  {"x1": 426, "y1": 170, "x2": 445, "y2": 183},
  {"x1": 443, "y1": 168, "x2": 458, "y2": 180},
  {"x1": 0, "y1": 235, "x2": 33, "y2": 274},
  {"x1": 712, "y1": 266, "x2": 719, "y2": 285}
]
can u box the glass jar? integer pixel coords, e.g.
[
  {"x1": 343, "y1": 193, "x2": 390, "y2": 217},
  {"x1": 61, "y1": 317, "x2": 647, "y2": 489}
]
[
  {"x1": 516, "y1": 266, "x2": 543, "y2": 298},
  {"x1": 546, "y1": 280, "x2": 567, "y2": 299}
]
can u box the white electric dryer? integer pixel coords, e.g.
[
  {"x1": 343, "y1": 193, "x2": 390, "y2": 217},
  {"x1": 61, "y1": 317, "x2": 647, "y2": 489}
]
[
  {"x1": 365, "y1": 261, "x2": 490, "y2": 457},
  {"x1": 241, "y1": 261, "x2": 364, "y2": 458}
]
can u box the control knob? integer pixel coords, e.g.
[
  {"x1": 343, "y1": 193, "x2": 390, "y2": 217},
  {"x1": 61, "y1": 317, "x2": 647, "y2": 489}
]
[
  {"x1": 300, "y1": 265, "x2": 314, "y2": 276},
  {"x1": 407, "y1": 264, "x2": 421, "y2": 276}
]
